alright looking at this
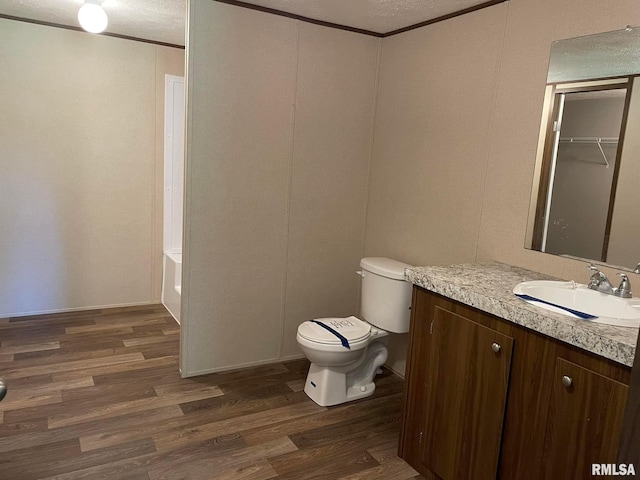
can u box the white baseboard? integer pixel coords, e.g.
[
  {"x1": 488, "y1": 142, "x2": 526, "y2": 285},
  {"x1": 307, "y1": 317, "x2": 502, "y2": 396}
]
[
  {"x1": 279, "y1": 353, "x2": 306, "y2": 362},
  {"x1": 385, "y1": 363, "x2": 405, "y2": 379},
  {"x1": 180, "y1": 353, "x2": 307, "y2": 378},
  {"x1": 179, "y1": 354, "x2": 406, "y2": 381},
  {"x1": 1, "y1": 300, "x2": 161, "y2": 319}
]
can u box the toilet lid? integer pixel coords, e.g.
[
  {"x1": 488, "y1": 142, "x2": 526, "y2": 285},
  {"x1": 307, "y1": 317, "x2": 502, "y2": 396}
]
[{"x1": 298, "y1": 316, "x2": 371, "y2": 346}]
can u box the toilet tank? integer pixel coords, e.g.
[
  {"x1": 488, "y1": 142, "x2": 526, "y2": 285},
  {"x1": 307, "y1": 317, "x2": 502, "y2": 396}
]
[{"x1": 359, "y1": 257, "x2": 413, "y2": 333}]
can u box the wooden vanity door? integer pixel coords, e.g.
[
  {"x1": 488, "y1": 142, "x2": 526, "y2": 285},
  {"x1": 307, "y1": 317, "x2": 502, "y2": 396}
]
[
  {"x1": 543, "y1": 358, "x2": 629, "y2": 479},
  {"x1": 421, "y1": 306, "x2": 514, "y2": 480}
]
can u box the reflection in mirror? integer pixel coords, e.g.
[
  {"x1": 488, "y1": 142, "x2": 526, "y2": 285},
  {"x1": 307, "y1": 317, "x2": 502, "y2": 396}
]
[
  {"x1": 525, "y1": 26, "x2": 640, "y2": 271},
  {"x1": 532, "y1": 83, "x2": 628, "y2": 261}
]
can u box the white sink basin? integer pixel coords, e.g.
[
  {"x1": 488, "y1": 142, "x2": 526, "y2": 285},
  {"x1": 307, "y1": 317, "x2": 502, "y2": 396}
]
[{"x1": 513, "y1": 280, "x2": 640, "y2": 328}]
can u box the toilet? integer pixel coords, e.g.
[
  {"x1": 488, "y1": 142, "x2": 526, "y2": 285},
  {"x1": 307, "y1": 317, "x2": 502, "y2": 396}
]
[{"x1": 296, "y1": 257, "x2": 413, "y2": 406}]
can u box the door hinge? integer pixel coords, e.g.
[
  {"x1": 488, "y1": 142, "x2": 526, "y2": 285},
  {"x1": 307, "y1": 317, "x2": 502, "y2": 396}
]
[
  {"x1": 430, "y1": 321, "x2": 434, "y2": 335},
  {"x1": 419, "y1": 430, "x2": 424, "y2": 444}
]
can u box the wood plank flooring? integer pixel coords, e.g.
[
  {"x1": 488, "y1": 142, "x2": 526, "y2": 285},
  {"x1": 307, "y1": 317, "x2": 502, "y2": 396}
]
[{"x1": 0, "y1": 305, "x2": 421, "y2": 479}]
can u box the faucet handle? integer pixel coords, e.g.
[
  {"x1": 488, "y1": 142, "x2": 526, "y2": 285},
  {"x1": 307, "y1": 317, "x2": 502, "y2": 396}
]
[
  {"x1": 616, "y1": 273, "x2": 632, "y2": 298},
  {"x1": 587, "y1": 264, "x2": 614, "y2": 293},
  {"x1": 633, "y1": 263, "x2": 640, "y2": 274},
  {"x1": 587, "y1": 264, "x2": 602, "y2": 282}
]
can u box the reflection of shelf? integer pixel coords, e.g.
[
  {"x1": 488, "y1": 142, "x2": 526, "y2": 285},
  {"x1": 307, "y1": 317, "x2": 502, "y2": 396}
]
[
  {"x1": 558, "y1": 137, "x2": 618, "y2": 166},
  {"x1": 559, "y1": 137, "x2": 618, "y2": 144}
]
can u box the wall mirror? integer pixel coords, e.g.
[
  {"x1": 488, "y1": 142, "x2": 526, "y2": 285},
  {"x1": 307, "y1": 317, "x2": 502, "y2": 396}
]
[{"x1": 525, "y1": 26, "x2": 640, "y2": 271}]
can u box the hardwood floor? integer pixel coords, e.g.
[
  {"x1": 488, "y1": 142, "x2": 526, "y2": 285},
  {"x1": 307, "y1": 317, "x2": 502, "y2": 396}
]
[{"x1": 0, "y1": 305, "x2": 421, "y2": 479}]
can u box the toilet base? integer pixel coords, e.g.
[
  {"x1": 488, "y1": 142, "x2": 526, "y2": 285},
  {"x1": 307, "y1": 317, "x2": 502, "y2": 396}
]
[
  {"x1": 303, "y1": 341, "x2": 388, "y2": 407},
  {"x1": 303, "y1": 364, "x2": 376, "y2": 406}
]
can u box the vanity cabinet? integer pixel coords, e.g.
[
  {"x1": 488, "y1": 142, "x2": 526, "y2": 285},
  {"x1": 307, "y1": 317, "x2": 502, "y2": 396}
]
[
  {"x1": 542, "y1": 358, "x2": 629, "y2": 479},
  {"x1": 400, "y1": 286, "x2": 631, "y2": 480}
]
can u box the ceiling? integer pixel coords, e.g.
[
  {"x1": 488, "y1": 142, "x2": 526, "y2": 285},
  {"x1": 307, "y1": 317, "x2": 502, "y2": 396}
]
[
  {"x1": 548, "y1": 26, "x2": 640, "y2": 84},
  {"x1": 0, "y1": 0, "x2": 186, "y2": 46},
  {"x1": 0, "y1": 0, "x2": 493, "y2": 47},
  {"x1": 232, "y1": 0, "x2": 491, "y2": 34}
]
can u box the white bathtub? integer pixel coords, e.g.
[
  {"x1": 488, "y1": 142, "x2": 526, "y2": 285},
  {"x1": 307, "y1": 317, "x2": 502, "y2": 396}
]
[{"x1": 162, "y1": 251, "x2": 182, "y2": 324}]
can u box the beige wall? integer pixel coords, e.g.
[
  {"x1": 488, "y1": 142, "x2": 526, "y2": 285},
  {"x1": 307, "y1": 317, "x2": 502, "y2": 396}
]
[
  {"x1": 184, "y1": 0, "x2": 640, "y2": 377},
  {"x1": 281, "y1": 24, "x2": 380, "y2": 358},
  {"x1": 476, "y1": 0, "x2": 640, "y2": 282},
  {"x1": 365, "y1": 4, "x2": 508, "y2": 266},
  {"x1": 0, "y1": 19, "x2": 183, "y2": 316},
  {"x1": 364, "y1": 4, "x2": 509, "y2": 373},
  {"x1": 366, "y1": 0, "x2": 640, "y2": 374},
  {"x1": 182, "y1": 1, "x2": 379, "y2": 375}
]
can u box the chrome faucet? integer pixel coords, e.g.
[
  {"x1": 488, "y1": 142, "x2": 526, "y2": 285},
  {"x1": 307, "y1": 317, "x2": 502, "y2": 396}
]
[
  {"x1": 587, "y1": 264, "x2": 632, "y2": 298},
  {"x1": 587, "y1": 265, "x2": 614, "y2": 294}
]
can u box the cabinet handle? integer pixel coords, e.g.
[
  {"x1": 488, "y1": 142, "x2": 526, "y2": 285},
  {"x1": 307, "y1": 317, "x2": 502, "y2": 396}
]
[
  {"x1": 491, "y1": 342, "x2": 501, "y2": 353},
  {"x1": 562, "y1": 375, "x2": 573, "y2": 387}
]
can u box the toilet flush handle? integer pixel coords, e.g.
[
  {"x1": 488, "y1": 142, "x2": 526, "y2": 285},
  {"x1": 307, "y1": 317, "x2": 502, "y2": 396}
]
[{"x1": 355, "y1": 270, "x2": 365, "y2": 277}]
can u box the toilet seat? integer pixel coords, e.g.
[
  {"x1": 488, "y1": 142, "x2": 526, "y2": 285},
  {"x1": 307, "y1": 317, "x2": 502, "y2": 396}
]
[{"x1": 297, "y1": 316, "x2": 371, "y2": 347}]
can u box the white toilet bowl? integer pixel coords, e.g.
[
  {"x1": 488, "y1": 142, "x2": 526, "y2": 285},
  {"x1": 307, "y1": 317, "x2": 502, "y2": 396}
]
[
  {"x1": 296, "y1": 257, "x2": 413, "y2": 407},
  {"x1": 296, "y1": 316, "x2": 389, "y2": 406}
]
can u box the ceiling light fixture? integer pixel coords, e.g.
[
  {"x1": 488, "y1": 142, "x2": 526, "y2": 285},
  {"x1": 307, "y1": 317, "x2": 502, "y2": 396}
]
[{"x1": 78, "y1": 0, "x2": 108, "y2": 34}]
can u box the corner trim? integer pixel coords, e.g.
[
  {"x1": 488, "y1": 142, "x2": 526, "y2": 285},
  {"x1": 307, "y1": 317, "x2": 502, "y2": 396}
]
[
  {"x1": 211, "y1": 0, "x2": 509, "y2": 38},
  {"x1": 1, "y1": 0, "x2": 510, "y2": 47},
  {"x1": 381, "y1": 0, "x2": 509, "y2": 37},
  {"x1": 210, "y1": 0, "x2": 383, "y2": 37}
]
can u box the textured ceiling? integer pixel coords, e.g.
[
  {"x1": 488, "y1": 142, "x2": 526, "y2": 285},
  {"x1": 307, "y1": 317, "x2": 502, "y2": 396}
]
[
  {"x1": 548, "y1": 26, "x2": 640, "y2": 83},
  {"x1": 0, "y1": 0, "x2": 492, "y2": 46},
  {"x1": 238, "y1": 0, "x2": 491, "y2": 33},
  {"x1": 0, "y1": 0, "x2": 187, "y2": 46}
]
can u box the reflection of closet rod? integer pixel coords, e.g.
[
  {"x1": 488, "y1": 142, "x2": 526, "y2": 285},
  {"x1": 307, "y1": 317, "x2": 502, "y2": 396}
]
[{"x1": 558, "y1": 137, "x2": 619, "y2": 167}]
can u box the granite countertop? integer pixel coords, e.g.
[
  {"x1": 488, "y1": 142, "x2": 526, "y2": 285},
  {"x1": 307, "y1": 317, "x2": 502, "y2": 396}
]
[{"x1": 405, "y1": 262, "x2": 638, "y2": 367}]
